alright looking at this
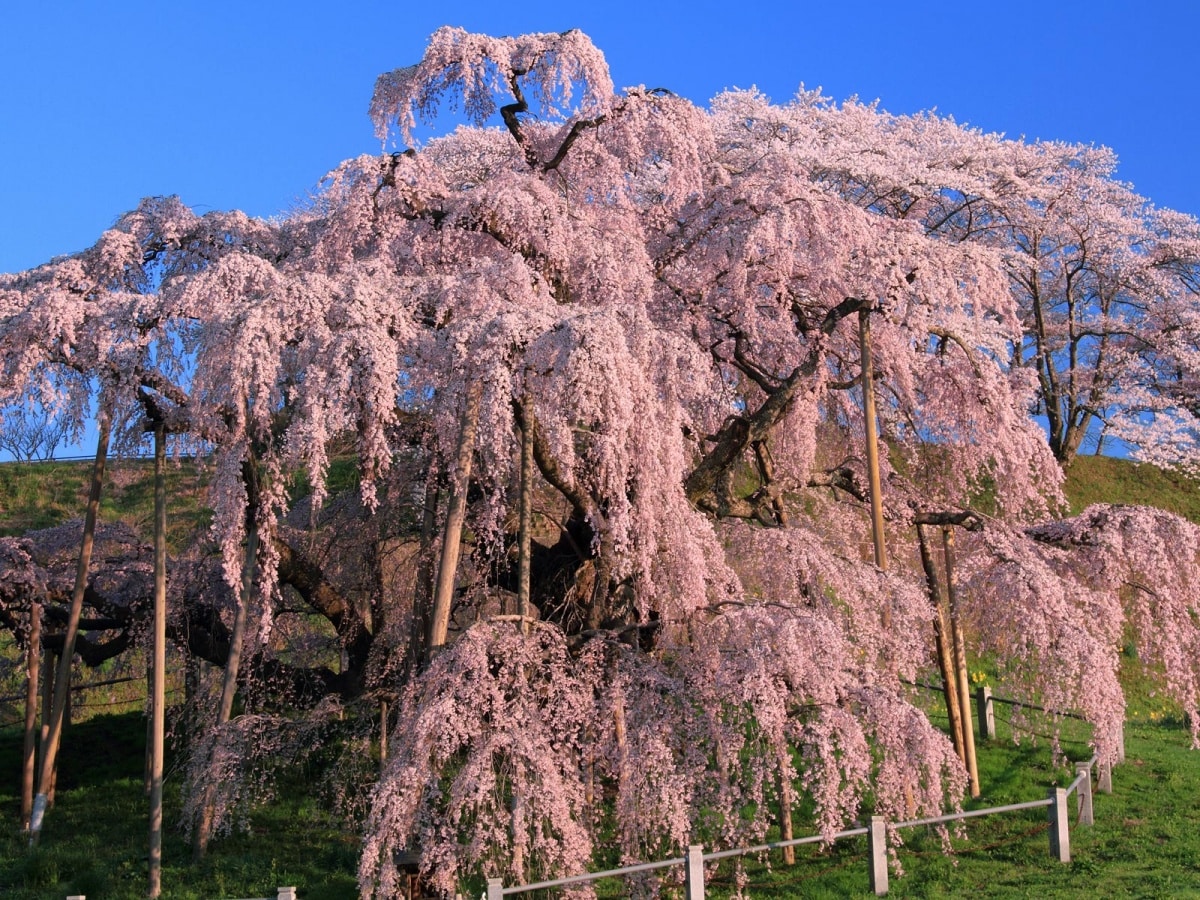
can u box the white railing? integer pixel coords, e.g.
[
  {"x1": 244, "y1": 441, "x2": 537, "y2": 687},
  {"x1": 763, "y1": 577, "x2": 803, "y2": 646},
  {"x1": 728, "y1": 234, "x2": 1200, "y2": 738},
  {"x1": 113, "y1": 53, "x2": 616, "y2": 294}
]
[
  {"x1": 482, "y1": 696, "x2": 1114, "y2": 900},
  {"x1": 67, "y1": 888, "x2": 296, "y2": 900}
]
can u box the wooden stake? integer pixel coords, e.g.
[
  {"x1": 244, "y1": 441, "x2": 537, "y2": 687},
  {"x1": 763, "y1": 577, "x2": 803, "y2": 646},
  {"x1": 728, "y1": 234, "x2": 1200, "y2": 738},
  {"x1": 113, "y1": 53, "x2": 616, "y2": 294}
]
[
  {"x1": 943, "y1": 527, "x2": 980, "y2": 798},
  {"x1": 429, "y1": 382, "x2": 483, "y2": 659},
  {"x1": 149, "y1": 423, "x2": 168, "y2": 897},
  {"x1": 859, "y1": 308, "x2": 887, "y2": 571},
  {"x1": 20, "y1": 600, "x2": 41, "y2": 831},
  {"x1": 32, "y1": 403, "x2": 112, "y2": 845}
]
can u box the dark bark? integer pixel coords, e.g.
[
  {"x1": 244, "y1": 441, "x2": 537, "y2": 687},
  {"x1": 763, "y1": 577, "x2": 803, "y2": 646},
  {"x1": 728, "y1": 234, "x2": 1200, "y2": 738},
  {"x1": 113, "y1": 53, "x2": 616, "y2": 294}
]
[{"x1": 685, "y1": 297, "x2": 869, "y2": 515}]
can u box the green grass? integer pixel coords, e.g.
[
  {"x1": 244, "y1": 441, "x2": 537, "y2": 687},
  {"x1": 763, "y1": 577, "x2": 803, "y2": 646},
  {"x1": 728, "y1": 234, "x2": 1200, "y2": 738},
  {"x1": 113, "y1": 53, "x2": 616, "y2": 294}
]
[
  {"x1": 0, "y1": 712, "x2": 358, "y2": 900},
  {"x1": 0, "y1": 458, "x2": 211, "y2": 549},
  {"x1": 698, "y1": 705, "x2": 1200, "y2": 898},
  {"x1": 0, "y1": 701, "x2": 1196, "y2": 898},
  {"x1": 2, "y1": 455, "x2": 1198, "y2": 896},
  {"x1": 1064, "y1": 454, "x2": 1200, "y2": 522}
]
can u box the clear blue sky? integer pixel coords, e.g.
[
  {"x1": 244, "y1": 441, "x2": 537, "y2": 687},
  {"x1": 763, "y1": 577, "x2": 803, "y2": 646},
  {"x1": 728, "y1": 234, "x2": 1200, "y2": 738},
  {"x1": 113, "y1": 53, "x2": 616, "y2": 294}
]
[{"x1": 2, "y1": 0, "x2": 1197, "y2": 274}]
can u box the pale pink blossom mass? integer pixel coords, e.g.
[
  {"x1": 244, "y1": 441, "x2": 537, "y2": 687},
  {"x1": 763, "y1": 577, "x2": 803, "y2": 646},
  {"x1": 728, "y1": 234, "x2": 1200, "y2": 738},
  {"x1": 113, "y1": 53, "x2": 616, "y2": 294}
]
[{"x1": 1, "y1": 26, "x2": 1199, "y2": 898}]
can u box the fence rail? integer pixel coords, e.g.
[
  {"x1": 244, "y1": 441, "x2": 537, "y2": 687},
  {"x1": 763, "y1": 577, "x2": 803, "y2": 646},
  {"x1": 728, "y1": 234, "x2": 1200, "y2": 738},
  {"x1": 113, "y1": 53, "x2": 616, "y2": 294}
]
[
  {"x1": 482, "y1": 684, "x2": 1115, "y2": 900},
  {"x1": 67, "y1": 888, "x2": 296, "y2": 900}
]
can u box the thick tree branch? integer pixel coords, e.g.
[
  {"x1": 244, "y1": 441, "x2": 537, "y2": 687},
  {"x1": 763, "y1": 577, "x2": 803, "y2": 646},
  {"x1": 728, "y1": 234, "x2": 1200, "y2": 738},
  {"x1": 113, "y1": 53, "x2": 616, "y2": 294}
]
[{"x1": 686, "y1": 296, "x2": 870, "y2": 512}]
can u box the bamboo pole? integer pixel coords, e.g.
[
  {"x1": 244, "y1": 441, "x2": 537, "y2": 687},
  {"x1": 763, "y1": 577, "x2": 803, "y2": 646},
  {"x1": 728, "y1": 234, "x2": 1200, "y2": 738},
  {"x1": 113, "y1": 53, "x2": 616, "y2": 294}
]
[
  {"x1": 858, "y1": 309, "x2": 887, "y2": 571},
  {"x1": 149, "y1": 423, "x2": 168, "y2": 897},
  {"x1": 943, "y1": 527, "x2": 980, "y2": 797},
  {"x1": 917, "y1": 525, "x2": 964, "y2": 763},
  {"x1": 20, "y1": 600, "x2": 41, "y2": 831},
  {"x1": 31, "y1": 403, "x2": 112, "y2": 845},
  {"x1": 517, "y1": 396, "x2": 534, "y2": 636},
  {"x1": 428, "y1": 382, "x2": 483, "y2": 659}
]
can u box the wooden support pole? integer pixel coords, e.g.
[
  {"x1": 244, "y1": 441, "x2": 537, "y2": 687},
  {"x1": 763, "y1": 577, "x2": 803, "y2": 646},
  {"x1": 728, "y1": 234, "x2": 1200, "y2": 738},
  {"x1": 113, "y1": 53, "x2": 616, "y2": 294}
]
[
  {"x1": 429, "y1": 382, "x2": 483, "y2": 659},
  {"x1": 917, "y1": 525, "x2": 964, "y2": 762},
  {"x1": 38, "y1": 648, "x2": 55, "y2": 807},
  {"x1": 20, "y1": 600, "x2": 41, "y2": 831},
  {"x1": 778, "y1": 759, "x2": 795, "y2": 866},
  {"x1": 943, "y1": 527, "x2": 980, "y2": 798},
  {"x1": 977, "y1": 686, "x2": 995, "y2": 741},
  {"x1": 32, "y1": 404, "x2": 111, "y2": 845},
  {"x1": 149, "y1": 422, "x2": 167, "y2": 898},
  {"x1": 379, "y1": 699, "x2": 389, "y2": 766},
  {"x1": 516, "y1": 395, "x2": 534, "y2": 636},
  {"x1": 859, "y1": 309, "x2": 887, "y2": 571},
  {"x1": 194, "y1": 459, "x2": 259, "y2": 860}
]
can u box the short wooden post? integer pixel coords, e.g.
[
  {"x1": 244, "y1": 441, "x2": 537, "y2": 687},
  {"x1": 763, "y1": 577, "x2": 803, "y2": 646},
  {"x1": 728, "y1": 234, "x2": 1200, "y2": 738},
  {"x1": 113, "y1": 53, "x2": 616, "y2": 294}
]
[
  {"x1": 277, "y1": 888, "x2": 298, "y2": 900},
  {"x1": 1076, "y1": 765, "x2": 1094, "y2": 826},
  {"x1": 487, "y1": 876, "x2": 504, "y2": 900},
  {"x1": 66, "y1": 895, "x2": 86, "y2": 900},
  {"x1": 1048, "y1": 787, "x2": 1070, "y2": 862},
  {"x1": 977, "y1": 686, "x2": 995, "y2": 741},
  {"x1": 684, "y1": 843, "x2": 705, "y2": 899},
  {"x1": 1098, "y1": 761, "x2": 1112, "y2": 794},
  {"x1": 1116, "y1": 721, "x2": 1125, "y2": 763},
  {"x1": 868, "y1": 815, "x2": 888, "y2": 895}
]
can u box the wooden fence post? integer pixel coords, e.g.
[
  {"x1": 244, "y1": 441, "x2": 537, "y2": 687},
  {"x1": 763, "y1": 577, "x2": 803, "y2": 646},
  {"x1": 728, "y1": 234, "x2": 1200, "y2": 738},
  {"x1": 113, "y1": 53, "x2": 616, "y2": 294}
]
[
  {"x1": 1076, "y1": 765, "x2": 1094, "y2": 826},
  {"x1": 684, "y1": 843, "x2": 705, "y2": 899},
  {"x1": 868, "y1": 815, "x2": 888, "y2": 895},
  {"x1": 977, "y1": 686, "x2": 995, "y2": 741},
  {"x1": 487, "y1": 876, "x2": 504, "y2": 900},
  {"x1": 1098, "y1": 761, "x2": 1113, "y2": 794},
  {"x1": 1116, "y1": 721, "x2": 1126, "y2": 763},
  {"x1": 277, "y1": 888, "x2": 298, "y2": 900},
  {"x1": 1048, "y1": 787, "x2": 1070, "y2": 862}
]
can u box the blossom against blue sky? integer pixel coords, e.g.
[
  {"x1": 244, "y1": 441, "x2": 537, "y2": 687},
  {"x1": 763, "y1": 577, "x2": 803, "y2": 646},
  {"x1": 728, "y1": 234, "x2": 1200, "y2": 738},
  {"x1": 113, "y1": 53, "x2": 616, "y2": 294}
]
[{"x1": 2, "y1": 0, "x2": 1197, "y2": 273}]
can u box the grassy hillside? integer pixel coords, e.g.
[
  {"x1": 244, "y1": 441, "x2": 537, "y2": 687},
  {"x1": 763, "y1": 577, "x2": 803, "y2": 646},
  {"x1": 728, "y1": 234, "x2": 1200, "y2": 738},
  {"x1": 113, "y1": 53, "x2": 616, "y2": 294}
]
[
  {"x1": 1064, "y1": 454, "x2": 1200, "y2": 521},
  {"x1": 0, "y1": 455, "x2": 1197, "y2": 897},
  {"x1": 0, "y1": 457, "x2": 210, "y2": 548},
  {"x1": 0, "y1": 704, "x2": 1196, "y2": 898},
  {"x1": 3, "y1": 452, "x2": 1197, "y2": 546}
]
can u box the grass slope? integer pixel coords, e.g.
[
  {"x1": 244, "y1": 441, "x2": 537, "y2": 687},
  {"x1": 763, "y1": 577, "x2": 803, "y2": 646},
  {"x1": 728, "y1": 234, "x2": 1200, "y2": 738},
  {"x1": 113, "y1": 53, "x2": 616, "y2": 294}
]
[
  {"x1": 1064, "y1": 454, "x2": 1200, "y2": 521},
  {"x1": 0, "y1": 455, "x2": 1197, "y2": 897},
  {"x1": 0, "y1": 711, "x2": 1196, "y2": 898}
]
